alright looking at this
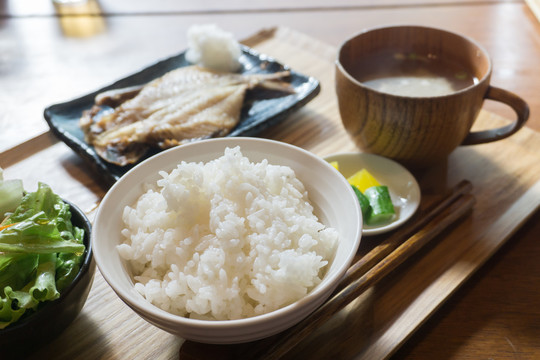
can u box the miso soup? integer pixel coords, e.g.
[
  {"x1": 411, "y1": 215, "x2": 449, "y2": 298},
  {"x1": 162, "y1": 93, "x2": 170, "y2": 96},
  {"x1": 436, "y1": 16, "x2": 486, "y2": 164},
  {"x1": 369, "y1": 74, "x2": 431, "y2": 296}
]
[{"x1": 353, "y1": 51, "x2": 478, "y2": 97}]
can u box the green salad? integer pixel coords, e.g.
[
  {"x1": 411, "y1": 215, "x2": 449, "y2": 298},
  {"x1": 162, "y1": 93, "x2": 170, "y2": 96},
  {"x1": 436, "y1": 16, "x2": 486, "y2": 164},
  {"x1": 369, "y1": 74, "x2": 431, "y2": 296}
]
[{"x1": 0, "y1": 169, "x2": 86, "y2": 329}]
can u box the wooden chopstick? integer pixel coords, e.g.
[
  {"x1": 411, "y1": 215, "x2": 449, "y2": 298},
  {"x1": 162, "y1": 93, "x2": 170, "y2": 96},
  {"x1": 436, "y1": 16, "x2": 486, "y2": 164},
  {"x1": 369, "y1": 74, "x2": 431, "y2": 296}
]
[
  {"x1": 335, "y1": 179, "x2": 473, "y2": 293},
  {"x1": 247, "y1": 182, "x2": 475, "y2": 360}
]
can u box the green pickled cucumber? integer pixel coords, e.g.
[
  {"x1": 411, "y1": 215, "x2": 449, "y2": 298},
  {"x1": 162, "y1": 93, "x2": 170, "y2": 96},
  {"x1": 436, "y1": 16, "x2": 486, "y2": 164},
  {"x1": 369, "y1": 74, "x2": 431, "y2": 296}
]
[
  {"x1": 351, "y1": 185, "x2": 371, "y2": 220},
  {"x1": 364, "y1": 185, "x2": 395, "y2": 225}
]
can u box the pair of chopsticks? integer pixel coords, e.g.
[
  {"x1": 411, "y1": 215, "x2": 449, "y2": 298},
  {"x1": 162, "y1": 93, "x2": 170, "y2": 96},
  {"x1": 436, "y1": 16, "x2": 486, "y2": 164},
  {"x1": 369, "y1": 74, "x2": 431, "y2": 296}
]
[{"x1": 243, "y1": 179, "x2": 475, "y2": 359}]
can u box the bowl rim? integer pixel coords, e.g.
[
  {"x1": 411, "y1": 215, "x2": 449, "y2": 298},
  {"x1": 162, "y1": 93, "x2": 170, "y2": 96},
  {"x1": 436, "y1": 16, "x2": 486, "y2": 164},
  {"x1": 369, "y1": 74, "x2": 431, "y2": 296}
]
[{"x1": 92, "y1": 137, "x2": 362, "y2": 329}]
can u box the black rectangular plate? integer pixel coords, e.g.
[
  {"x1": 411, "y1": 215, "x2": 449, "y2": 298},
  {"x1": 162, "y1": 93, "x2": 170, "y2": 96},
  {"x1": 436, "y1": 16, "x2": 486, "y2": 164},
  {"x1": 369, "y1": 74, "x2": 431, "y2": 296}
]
[{"x1": 44, "y1": 46, "x2": 320, "y2": 187}]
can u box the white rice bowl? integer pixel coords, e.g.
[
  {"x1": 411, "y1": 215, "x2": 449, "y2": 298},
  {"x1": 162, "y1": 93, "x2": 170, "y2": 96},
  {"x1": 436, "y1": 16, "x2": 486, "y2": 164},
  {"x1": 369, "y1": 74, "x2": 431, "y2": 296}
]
[
  {"x1": 117, "y1": 146, "x2": 338, "y2": 320},
  {"x1": 92, "y1": 137, "x2": 362, "y2": 344}
]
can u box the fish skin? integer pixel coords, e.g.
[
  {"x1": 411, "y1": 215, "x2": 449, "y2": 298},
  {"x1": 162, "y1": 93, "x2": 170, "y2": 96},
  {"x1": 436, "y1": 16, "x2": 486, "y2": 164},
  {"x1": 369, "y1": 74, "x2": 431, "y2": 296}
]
[{"x1": 81, "y1": 65, "x2": 292, "y2": 166}]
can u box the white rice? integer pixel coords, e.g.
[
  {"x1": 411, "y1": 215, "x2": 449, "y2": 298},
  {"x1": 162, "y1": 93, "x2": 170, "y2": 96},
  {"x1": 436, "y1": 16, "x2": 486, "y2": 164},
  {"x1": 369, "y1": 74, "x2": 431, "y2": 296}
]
[
  {"x1": 185, "y1": 24, "x2": 242, "y2": 73},
  {"x1": 117, "y1": 146, "x2": 338, "y2": 320}
]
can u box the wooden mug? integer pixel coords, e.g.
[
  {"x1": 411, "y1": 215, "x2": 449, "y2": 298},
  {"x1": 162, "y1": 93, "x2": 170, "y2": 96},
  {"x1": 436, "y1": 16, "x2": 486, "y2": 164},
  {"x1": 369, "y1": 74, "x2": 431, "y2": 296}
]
[{"x1": 335, "y1": 25, "x2": 529, "y2": 168}]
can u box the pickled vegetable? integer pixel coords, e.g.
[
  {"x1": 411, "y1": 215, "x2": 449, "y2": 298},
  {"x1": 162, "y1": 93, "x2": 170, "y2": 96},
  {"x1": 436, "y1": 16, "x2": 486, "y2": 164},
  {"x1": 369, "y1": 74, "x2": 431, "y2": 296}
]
[
  {"x1": 327, "y1": 161, "x2": 396, "y2": 226},
  {"x1": 351, "y1": 185, "x2": 371, "y2": 219},
  {"x1": 364, "y1": 185, "x2": 395, "y2": 225},
  {"x1": 347, "y1": 168, "x2": 380, "y2": 193}
]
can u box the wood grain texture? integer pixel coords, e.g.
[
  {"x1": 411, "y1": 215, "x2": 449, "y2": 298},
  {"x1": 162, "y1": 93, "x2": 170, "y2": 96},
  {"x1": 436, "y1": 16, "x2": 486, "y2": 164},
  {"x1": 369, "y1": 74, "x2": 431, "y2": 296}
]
[
  {"x1": 2, "y1": 1, "x2": 540, "y2": 358},
  {"x1": 1, "y1": 2, "x2": 540, "y2": 154},
  {"x1": 3, "y1": 25, "x2": 539, "y2": 360},
  {"x1": 395, "y1": 208, "x2": 540, "y2": 359}
]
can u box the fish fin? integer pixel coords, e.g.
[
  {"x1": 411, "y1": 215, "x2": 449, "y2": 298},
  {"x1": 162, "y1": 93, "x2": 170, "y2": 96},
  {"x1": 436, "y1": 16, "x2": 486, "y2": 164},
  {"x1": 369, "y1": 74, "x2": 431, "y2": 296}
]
[{"x1": 95, "y1": 85, "x2": 144, "y2": 107}]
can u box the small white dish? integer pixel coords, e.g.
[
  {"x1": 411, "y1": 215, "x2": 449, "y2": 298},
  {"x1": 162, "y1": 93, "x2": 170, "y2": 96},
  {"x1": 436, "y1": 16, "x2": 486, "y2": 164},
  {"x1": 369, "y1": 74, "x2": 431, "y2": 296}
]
[{"x1": 323, "y1": 152, "x2": 421, "y2": 236}]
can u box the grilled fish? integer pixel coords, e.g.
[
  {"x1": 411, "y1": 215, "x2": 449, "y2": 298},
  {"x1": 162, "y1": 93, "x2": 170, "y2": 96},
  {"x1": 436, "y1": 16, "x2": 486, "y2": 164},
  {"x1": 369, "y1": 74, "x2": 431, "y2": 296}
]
[{"x1": 80, "y1": 65, "x2": 293, "y2": 166}]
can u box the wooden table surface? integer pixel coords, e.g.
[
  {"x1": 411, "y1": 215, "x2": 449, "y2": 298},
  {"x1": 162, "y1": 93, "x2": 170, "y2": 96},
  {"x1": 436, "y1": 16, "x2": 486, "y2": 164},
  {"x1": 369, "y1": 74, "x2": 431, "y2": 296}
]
[{"x1": 2, "y1": 0, "x2": 540, "y2": 358}]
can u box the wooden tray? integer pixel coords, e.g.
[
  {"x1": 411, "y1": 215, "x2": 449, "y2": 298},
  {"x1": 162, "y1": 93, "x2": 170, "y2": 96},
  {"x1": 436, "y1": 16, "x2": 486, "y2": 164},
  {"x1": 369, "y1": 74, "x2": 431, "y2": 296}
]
[{"x1": 2, "y1": 27, "x2": 540, "y2": 359}]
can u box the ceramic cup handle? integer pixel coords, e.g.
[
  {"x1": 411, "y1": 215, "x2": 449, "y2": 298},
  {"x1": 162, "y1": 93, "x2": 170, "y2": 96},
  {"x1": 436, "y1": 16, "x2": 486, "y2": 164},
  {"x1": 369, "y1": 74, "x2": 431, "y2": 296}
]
[{"x1": 462, "y1": 86, "x2": 530, "y2": 145}]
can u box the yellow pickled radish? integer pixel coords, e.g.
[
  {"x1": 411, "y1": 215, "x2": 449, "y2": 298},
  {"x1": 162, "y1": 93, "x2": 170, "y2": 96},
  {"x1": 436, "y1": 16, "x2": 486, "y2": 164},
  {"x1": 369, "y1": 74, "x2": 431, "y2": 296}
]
[
  {"x1": 329, "y1": 161, "x2": 339, "y2": 171},
  {"x1": 347, "y1": 168, "x2": 380, "y2": 193}
]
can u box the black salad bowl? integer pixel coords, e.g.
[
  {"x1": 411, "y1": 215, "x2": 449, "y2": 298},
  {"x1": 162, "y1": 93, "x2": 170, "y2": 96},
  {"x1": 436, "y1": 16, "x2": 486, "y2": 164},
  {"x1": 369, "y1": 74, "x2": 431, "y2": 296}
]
[{"x1": 0, "y1": 199, "x2": 96, "y2": 356}]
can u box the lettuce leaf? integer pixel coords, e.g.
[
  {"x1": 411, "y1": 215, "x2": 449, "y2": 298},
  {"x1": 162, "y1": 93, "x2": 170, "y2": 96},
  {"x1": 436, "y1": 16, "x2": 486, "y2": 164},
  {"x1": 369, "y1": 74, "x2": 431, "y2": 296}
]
[
  {"x1": 0, "y1": 182, "x2": 85, "y2": 329},
  {"x1": 0, "y1": 178, "x2": 24, "y2": 221},
  {"x1": 0, "y1": 254, "x2": 38, "y2": 292},
  {"x1": 0, "y1": 183, "x2": 85, "y2": 254},
  {"x1": 0, "y1": 211, "x2": 85, "y2": 254},
  {"x1": 30, "y1": 253, "x2": 60, "y2": 302},
  {"x1": 56, "y1": 251, "x2": 83, "y2": 292},
  {"x1": 0, "y1": 287, "x2": 28, "y2": 328}
]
